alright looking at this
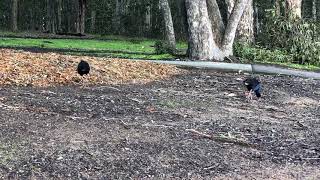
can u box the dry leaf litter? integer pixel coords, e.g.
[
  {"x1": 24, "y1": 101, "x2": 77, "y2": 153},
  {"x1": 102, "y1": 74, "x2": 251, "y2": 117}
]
[{"x1": 0, "y1": 49, "x2": 183, "y2": 87}]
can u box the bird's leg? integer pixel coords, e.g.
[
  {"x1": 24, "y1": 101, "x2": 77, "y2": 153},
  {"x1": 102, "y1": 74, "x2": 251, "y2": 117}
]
[
  {"x1": 250, "y1": 90, "x2": 254, "y2": 100},
  {"x1": 246, "y1": 90, "x2": 253, "y2": 100}
]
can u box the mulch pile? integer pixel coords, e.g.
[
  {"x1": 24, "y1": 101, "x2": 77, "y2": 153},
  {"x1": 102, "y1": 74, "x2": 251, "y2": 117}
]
[{"x1": 0, "y1": 49, "x2": 183, "y2": 87}]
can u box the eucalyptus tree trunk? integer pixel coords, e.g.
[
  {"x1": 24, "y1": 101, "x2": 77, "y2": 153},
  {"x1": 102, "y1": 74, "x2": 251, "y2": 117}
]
[
  {"x1": 226, "y1": 0, "x2": 254, "y2": 43},
  {"x1": 160, "y1": 0, "x2": 176, "y2": 49},
  {"x1": 185, "y1": 0, "x2": 249, "y2": 61},
  {"x1": 12, "y1": 0, "x2": 18, "y2": 32},
  {"x1": 185, "y1": 0, "x2": 222, "y2": 60},
  {"x1": 286, "y1": 0, "x2": 302, "y2": 19},
  {"x1": 221, "y1": 0, "x2": 250, "y2": 55},
  {"x1": 207, "y1": 0, "x2": 225, "y2": 45}
]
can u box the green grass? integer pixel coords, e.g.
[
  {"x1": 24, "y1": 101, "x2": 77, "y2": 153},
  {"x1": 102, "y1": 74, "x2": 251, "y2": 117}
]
[
  {"x1": 0, "y1": 32, "x2": 318, "y2": 71},
  {"x1": 0, "y1": 36, "x2": 187, "y2": 60}
]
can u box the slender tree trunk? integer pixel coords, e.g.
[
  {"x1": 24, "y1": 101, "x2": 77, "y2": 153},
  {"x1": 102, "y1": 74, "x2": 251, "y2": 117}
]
[
  {"x1": 12, "y1": 0, "x2": 18, "y2": 32},
  {"x1": 113, "y1": 0, "x2": 121, "y2": 33},
  {"x1": 226, "y1": 0, "x2": 254, "y2": 43},
  {"x1": 237, "y1": 0, "x2": 254, "y2": 43},
  {"x1": 145, "y1": 5, "x2": 151, "y2": 32},
  {"x1": 91, "y1": 10, "x2": 96, "y2": 33},
  {"x1": 221, "y1": 0, "x2": 250, "y2": 55},
  {"x1": 80, "y1": 0, "x2": 86, "y2": 34},
  {"x1": 312, "y1": 0, "x2": 317, "y2": 20},
  {"x1": 285, "y1": 0, "x2": 302, "y2": 19},
  {"x1": 160, "y1": 0, "x2": 176, "y2": 49},
  {"x1": 46, "y1": 0, "x2": 51, "y2": 32},
  {"x1": 57, "y1": 0, "x2": 62, "y2": 32},
  {"x1": 207, "y1": 0, "x2": 225, "y2": 45},
  {"x1": 254, "y1": 0, "x2": 259, "y2": 35}
]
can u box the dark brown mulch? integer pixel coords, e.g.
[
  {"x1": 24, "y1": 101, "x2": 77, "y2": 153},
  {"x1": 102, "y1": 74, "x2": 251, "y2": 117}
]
[{"x1": 0, "y1": 68, "x2": 319, "y2": 179}]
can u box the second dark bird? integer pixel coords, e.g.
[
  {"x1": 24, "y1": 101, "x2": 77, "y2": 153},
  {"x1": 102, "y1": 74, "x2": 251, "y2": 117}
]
[
  {"x1": 77, "y1": 60, "x2": 90, "y2": 76},
  {"x1": 243, "y1": 77, "x2": 261, "y2": 99}
]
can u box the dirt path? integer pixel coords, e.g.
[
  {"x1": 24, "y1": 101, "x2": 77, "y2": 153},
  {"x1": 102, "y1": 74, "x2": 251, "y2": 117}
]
[{"x1": 0, "y1": 70, "x2": 319, "y2": 179}]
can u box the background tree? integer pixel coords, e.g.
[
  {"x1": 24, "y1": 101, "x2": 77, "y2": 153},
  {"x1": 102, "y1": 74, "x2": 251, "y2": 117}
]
[
  {"x1": 12, "y1": 0, "x2": 18, "y2": 32},
  {"x1": 185, "y1": 0, "x2": 250, "y2": 61},
  {"x1": 160, "y1": 0, "x2": 176, "y2": 49}
]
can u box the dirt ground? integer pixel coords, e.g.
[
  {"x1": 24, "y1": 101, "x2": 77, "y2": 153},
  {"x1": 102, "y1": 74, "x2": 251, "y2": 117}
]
[{"x1": 0, "y1": 70, "x2": 319, "y2": 179}]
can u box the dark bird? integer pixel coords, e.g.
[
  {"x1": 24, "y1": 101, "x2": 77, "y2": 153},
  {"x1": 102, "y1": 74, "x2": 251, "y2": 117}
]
[
  {"x1": 243, "y1": 77, "x2": 261, "y2": 99},
  {"x1": 77, "y1": 60, "x2": 90, "y2": 76}
]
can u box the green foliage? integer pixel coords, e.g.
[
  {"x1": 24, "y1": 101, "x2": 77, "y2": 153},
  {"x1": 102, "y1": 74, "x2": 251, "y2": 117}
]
[
  {"x1": 234, "y1": 43, "x2": 294, "y2": 63},
  {"x1": 258, "y1": 9, "x2": 320, "y2": 66},
  {"x1": 234, "y1": 43, "x2": 320, "y2": 71}
]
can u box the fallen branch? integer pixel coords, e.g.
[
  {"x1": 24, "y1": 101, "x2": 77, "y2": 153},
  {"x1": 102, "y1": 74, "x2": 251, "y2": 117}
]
[{"x1": 186, "y1": 129, "x2": 257, "y2": 148}]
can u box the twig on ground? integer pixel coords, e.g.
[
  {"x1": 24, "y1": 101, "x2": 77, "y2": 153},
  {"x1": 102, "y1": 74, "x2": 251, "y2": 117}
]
[{"x1": 186, "y1": 129, "x2": 257, "y2": 148}]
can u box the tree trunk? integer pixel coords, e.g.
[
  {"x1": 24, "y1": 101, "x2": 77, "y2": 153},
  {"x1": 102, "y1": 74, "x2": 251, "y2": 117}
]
[
  {"x1": 286, "y1": 0, "x2": 302, "y2": 19},
  {"x1": 185, "y1": 0, "x2": 222, "y2": 60},
  {"x1": 221, "y1": 0, "x2": 249, "y2": 55},
  {"x1": 113, "y1": 0, "x2": 121, "y2": 33},
  {"x1": 57, "y1": 0, "x2": 62, "y2": 32},
  {"x1": 226, "y1": 0, "x2": 254, "y2": 43},
  {"x1": 312, "y1": 0, "x2": 317, "y2": 20},
  {"x1": 91, "y1": 10, "x2": 96, "y2": 33},
  {"x1": 160, "y1": 0, "x2": 176, "y2": 49},
  {"x1": 46, "y1": 0, "x2": 51, "y2": 32},
  {"x1": 145, "y1": 5, "x2": 151, "y2": 32},
  {"x1": 207, "y1": 0, "x2": 225, "y2": 45},
  {"x1": 237, "y1": 0, "x2": 254, "y2": 43},
  {"x1": 12, "y1": 0, "x2": 18, "y2": 32},
  {"x1": 78, "y1": 0, "x2": 86, "y2": 34}
]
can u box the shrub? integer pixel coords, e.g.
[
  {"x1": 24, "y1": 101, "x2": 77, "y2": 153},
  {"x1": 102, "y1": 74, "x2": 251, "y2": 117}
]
[
  {"x1": 154, "y1": 41, "x2": 175, "y2": 55},
  {"x1": 257, "y1": 9, "x2": 320, "y2": 66}
]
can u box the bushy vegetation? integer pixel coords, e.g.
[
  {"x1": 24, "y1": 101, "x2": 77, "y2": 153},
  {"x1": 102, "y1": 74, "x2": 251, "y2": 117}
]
[
  {"x1": 257, "y1": 9, "x2": 320, "y2": 66},
  {"x1": 154, "y1": 41, "x2": 175, "y2": 55}
]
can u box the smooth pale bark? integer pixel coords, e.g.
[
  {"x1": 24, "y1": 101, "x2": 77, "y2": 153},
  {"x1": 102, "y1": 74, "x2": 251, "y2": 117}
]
[
  {"x1": 237, "y1": 0, "x2": 254, "y2": 43},
  {"x1": 286, "y1": 0, "x2": 302, "y2": 19},
  {"x1": 91, "y1": 10, "x2": 96, "y2": 33},
  {"x1": 221, "y1": 0, "x2": 250, "y2": 55},
  {"x1": 160, "y1": 0, "x2": 176, "y2": 49},
  {"x1": 12, "y1": 0, "x2": 18, "y2": 32},
  {"x1": 185, "y1": 0, "x2": 222, "y2": 60},
  {"x1": 226, "y1": 0, "x2": 254, "y2": 43},
  {"x1": 207, "y1": 0, "x2": 225, "y2": 45}
]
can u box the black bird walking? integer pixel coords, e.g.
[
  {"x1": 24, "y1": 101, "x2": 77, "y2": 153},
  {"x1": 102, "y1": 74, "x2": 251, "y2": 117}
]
[
  {"x1": 77, "y1": 60, "x2": 90, "y2": 76},
  {"x1": 243, "y1": 77, "x2": 261, "y2": 99}
]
